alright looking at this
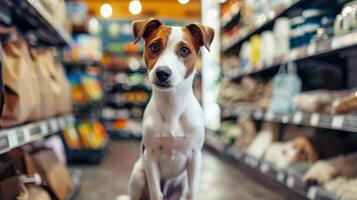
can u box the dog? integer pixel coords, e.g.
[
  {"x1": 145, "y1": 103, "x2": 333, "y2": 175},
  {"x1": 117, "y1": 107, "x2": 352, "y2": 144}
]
[
  {"x1": 118, "y1": 18, "x2": 214, "y2": 200},
  {"x1": 303, "y1": 152, "x2": 357, "y2": 185}
]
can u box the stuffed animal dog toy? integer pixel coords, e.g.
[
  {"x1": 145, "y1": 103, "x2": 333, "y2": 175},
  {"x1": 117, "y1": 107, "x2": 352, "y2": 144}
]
[{"x1": 120, "y1": 18, "x2": 214, "y2": 200}]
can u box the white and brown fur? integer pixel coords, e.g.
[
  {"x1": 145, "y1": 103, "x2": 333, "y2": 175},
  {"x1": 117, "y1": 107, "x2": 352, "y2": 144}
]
[
  {"x1": 118, "y1": 19, "x2": 214, "y2": 200},
  {"x1": 303, "y1": 152, "x2": 357, "y2": 185}
]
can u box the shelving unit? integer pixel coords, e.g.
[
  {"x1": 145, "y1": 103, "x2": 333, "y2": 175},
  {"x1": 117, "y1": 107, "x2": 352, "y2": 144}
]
[
  {"x1": 205, "y1": 130, "x2": 337, "y2": 200},
  {"x1": 1, "y1": 0, "x2": 71, "y2": 46},
  {"x1": 102, "y1": 66, "x2": 149, "y2": 139},
  {"x1": 218, "y1": 0, "x2": 357, "y2": 199},
  {"x1": 0, "y1": 114, "x2": 75, "y2": 154},
  {"x1": 229, "y1": 31, "x2": 357, "y2": 81},
  {"x1": 221, "y1": 106, "x2": 357, "y2": 133},
  {"x1": 222, "y1": 0, "x2": 307, "y2": 52},
  {"x1": 107, "y1": 129, "x2": 142, "y2": 140}
]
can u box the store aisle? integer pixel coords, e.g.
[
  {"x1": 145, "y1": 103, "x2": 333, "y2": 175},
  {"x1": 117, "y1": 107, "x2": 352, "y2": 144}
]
[{"x1": 76, "y1": 141, "x2": 283, "y2": 200}]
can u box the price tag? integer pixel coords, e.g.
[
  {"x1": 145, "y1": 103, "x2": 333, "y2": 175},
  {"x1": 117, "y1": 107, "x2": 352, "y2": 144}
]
[
  {"x1": 69, "y1": 115, "x2": 76, "y2": 124},
  {"x1": 40, "y1": 122, "x2": 49, "y2": 136},
  {"x1": 50, "y1": 119, "x2": 59, "y2": 133},
  {"x1": 259, "y1": 163, "x2": 269, "y2": 173},
  {"x1": 287, "y1": 176, "x2": 295, "y2": 188},
  {"x1": 331, "y1": 116, "x2": 344, "y2": 129},
  {"x1": 310, "y1": 113, "x2": 320, "y2": 126},
  {"x1": 59, "y1": 118, "x2": 66, "y2": 129},
  {"x1": 7, "y1": 130, "x2": 18, "y2": 148},
  {"x1": 282, "y1": 115, "x2": 289, "y2": 123},
  {"x1": 250, "y1": 157, "x2": 259, "y2": 168},
  {"x1": 16, "y1": 130, "x2": 25, "y2": 144},
  {"x1": 265, "y1": 112, "x2": 274, "y2": 121},
  {"x1": 22, "y1": 128, "x2": 31, "y2": 142},
  {"x1": 307, "y1": 43, "x2": 316, "y2": 55},
  {"x1": 293, "y1": 112, "x2": 303, "y2": 124},
  {"x1": 276, "y1": 171, "x2": 285, "y2": 182},
  {"x1": 254, "y1": 110, "x2": 264, "y2": 119},
  {"x1": 0, "y1": 135, "x2": 9, "y2": 152},
  {"x1": 307, "y1": 186, "x2": 317, "y2": 200},
  {"x1": 331, "y1": 37, "x2": 341, "y2": 49}
]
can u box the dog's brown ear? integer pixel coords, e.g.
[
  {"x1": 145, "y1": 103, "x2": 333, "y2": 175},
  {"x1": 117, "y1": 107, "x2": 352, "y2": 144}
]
[
  {"x1": 132, "y1": 18, "x2": 162, "y2": 44},
  {"x1": 293, "y1": 137, "x2": 318, "y2": 163},
  {"x1": 185, "y1": 23, "x2": 214, "y2": 51}
]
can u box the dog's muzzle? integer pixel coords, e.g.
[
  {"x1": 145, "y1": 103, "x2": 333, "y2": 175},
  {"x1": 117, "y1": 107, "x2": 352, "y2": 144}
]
[{"x1": 155, "y1": 67, "x2": 171, "y2": 88}]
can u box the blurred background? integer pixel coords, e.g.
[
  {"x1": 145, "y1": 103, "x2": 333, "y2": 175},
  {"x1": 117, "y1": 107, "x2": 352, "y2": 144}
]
[{"x1": 1, "y1": 0, "x2": 357, "y2": 200}]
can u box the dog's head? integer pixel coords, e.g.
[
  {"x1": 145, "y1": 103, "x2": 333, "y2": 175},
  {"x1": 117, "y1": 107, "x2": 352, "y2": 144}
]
[
  {"x1": 282, "y1": 137, "x2": 318, "y2": 165},
  {"x1": 133, "y1": 18, "x2": 214, "y2": 91}
]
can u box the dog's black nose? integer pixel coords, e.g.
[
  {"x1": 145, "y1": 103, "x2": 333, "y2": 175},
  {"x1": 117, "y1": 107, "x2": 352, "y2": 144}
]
[{"x1": 156, "y1": 67, "x2": 171, "y2": 82}]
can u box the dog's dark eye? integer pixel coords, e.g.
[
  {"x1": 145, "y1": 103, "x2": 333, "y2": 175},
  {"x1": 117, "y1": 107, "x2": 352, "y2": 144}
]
[
  {"x1": 150, "y1": 43, "x2": 160, "y2": 52},
  {"x1": 180, "y1": 47, "x2": 190, "y2": 57}
]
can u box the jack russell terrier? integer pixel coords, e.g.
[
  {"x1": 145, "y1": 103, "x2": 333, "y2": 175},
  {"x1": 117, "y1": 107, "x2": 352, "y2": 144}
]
[{"x1": 119, "y1": 18, "x2": 214, "y2": 200}]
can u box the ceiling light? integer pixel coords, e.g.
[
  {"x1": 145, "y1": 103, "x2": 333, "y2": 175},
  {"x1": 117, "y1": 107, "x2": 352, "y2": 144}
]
[
  {"x1": 129, "y1": 0, "x2": 142, "y2": 15},
  {"x1": 100, "y1": 3, "x2": 113, "y2": 18},
  {"x1": 178, "y1": 0, "x2": 189, "y2": 5}
]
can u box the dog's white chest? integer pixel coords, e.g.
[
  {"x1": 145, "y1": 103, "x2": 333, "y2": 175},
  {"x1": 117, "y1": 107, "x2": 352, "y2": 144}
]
[{"x1": 144, "y1": 127, "x2": 196, "y2": 178}]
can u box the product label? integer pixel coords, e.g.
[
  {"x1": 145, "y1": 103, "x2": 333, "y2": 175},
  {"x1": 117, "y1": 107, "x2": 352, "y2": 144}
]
[
  {"x1": 331, "y1": 116, "x2": 344, "y2": 129},
  {"x1": 259, "y1": 163, "x2": 269, "y2": 173},
  {"x1": 310, "y1": 113, "x2": 320, "y2": 126},
  {"x1": 276, "y1": 171, "x2": 285, "y2": 182},
  {"x1": 307, "y1": 186, "x2": 317, "y2": 200},
  {"x1": 7, "y1": 130, "x2": 17, "y2": 148},
  {"x1": 265, "y1": 112, "x2": 274, "y2": 121},
  {"x1": 287, "y1": 176, "x2": 295, "y2": 188},
  {"x1": 0, "y1": 135, "x2": 9, "y2": 152},
  {"x1": 293, "y1": 112, "x2": 303, "y2": 124}
]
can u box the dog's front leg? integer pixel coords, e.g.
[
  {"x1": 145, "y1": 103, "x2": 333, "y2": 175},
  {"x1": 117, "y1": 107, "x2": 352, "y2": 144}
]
[
  {"x1": 186, "y1": 150, "x2": 202, "y2": 200},
  {"x1": 144, "y1": 150, "x2": 163, "y2": 200}
]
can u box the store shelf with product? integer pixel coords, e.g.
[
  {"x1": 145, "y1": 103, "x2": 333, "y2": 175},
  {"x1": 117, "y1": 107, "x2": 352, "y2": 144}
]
[
  {"x1": 219, "y1": 1, "x2": 357, "y2": 199},
  {"x1": 1, "y1": 0, "x2": 71, "y2": 46},
  {"x1": 205, "y1": 131, "x2": 337, "y2": 200},
  {"x1": 222, "y1": 0, "x2": 308, "y2": 52},
  {"x1": 229, "y1": 31, "x2": 357, "y2": 81},
  {"x1": 221, "y1": 106, "x2": 357, "y2": 133},
  {"x1": 0, "y1": 114, "x2": 75, "y2": 155},
  {"x1": 63, "y1": 60, "x2": 109, "y2": 164}
]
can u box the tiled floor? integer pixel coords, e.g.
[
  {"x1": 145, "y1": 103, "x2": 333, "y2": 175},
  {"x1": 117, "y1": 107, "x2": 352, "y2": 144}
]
[{"x1": 76, "y1": 140, "x2": 283, "y2": 200}]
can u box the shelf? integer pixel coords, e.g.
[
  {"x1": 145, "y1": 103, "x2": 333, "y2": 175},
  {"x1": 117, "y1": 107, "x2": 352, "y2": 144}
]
[
  {"x1": 230, "y1": 31, "x2": 357, "y2": 81},
  {"x1": 63, "y1": 61, "x2": 103, "y2": 68},
  {"x1": 104, "y1": 101, "x2": 147, "y2": 109},
  {"x1": 6, "y1": 0, "x2": 72, "y2": 46},
  {"x1": 221, "y1": 11, "x2": 240, "y2": 31},
  {"x1": 0, "y1": 114, "x2": 75, "y2": 155},
  {"x1": 205, "y1": 131, "x2": 337, "y2": 200},
  {"x1": 107, "y1": 130, "x2": 141, "y2": 140},
  {"x1": 104, "y1": 68, "x2": 148, "y2": 74},
  {"x1": 105, "y1": 84, "x2": 151, "y2": 92},
  {"x1": 222, "y1": 106, "x2": 357, "y2": 133},
  {"x1": 222, "y1": 0, "x2": 306, "y2": 53},
  {"x1": 66, "y1": 143, "x2": 108, "y2": 164}
]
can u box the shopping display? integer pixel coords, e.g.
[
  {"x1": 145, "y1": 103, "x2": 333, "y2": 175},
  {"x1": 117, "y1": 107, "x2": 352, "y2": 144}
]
[
  {"x1": 2, "y1": 0, "x2": 357, "y2": 199},
  {"x1": 215, "y1": 0, "x2": 357, "y2": 199}
]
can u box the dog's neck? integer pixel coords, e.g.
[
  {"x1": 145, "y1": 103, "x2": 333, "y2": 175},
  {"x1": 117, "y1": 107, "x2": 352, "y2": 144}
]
[{"x1": 152, "y1": 73, "x2": 195, "y2": 133}]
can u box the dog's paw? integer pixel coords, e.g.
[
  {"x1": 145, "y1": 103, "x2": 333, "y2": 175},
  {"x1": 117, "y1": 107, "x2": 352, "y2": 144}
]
[
  {"x1": 303, "y1": 161, "x2": 336, "y2": 185},
  {"x1": 116, "y1": 195, "x2": 130, "y2": 200}
]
